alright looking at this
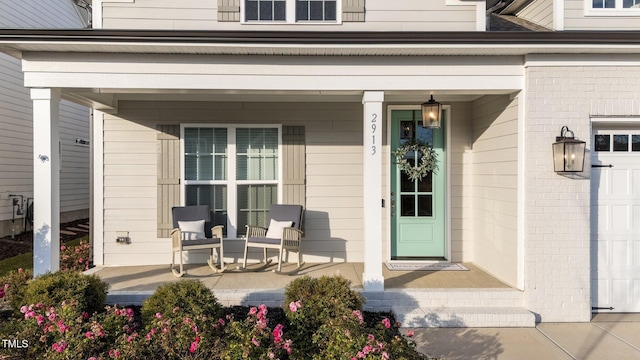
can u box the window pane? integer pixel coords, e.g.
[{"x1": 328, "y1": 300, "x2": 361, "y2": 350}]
[
  {"x1": 594, "y1": 134, "x2": 610, "y2": 152},
  {"x1": 186, "y1": 185, "x2": 228, "y2": 235},
  {"x1": 259, "y1": 0, "x2": 273, "y2": 20},
  {"x1": 605, "y1": 0, "x2": 615, "y2": 7},
  {"x1": 237, "y1": 128, "x2": 278, "y2": 181},
  {"x1": 246, "y1": 0, "x2": 258, "y2": 20},
  {"x1": 184, "y1": 128, "x2": 227, "y2": 181},
  {"x1": 237, "y1": 184, "x2": 277, "y2": 236},
  {"x1": 310, "y1": 1, "x2": 323, "y2": 20},
  {"x1": 418, "y1": 195, "x2": 433, "y2": 217},
  {"x1": 632, "y1": 135, "x2": 640, "y2": 151},
  {"x1": 400, "y1": 195, "x2": 415, "y2": 217},
  {"x1": 296, "y1": 0, "x2": 308, "y2": 20},
  {"x1": 418, "y1": 172, "x2": 433, "y2": 192},
  {"x1": 274, "y1": 0, "x2": 286, "y2": 20},
  {"x1": 623, "y1": 0, "x2": 640, "y2": 7},
  {"x1": 324, "y1": 0, "x2": 336, "y2": 20},
  {"x1": 613, "y1": 134, "x2": 629, "y2": 151}
]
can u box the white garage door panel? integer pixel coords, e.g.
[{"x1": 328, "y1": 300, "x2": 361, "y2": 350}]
[{"x1": 591, "y1": 129, "x2": 640, "y2": 313}]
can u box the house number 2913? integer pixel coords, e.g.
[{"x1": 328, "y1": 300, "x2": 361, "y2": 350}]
[{"x1": 371, "y1": 113, "x2": 378, "y2": 155}]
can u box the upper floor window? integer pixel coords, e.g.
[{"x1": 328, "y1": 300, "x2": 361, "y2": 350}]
[
  {"x1": 296, "y1": 0, "x2": 337, "y2": 21},
  {"x1": 246, "y1": 0, "x2": 286, "y2": 21},
  {"x1": 243, "y1": 0, "x2": 340, "y2": 23},
  {"x1": 593, "y1": 0, "x2": 640, "y2": 7}
]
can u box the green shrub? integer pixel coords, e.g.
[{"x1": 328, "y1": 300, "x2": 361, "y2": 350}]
[
  {"x1": 1, "y1": 268, "x2": 33, "y2": 313},
  {"x1": 17, "y1": 271, "x2": 108, "y2": 316},
  {"x1": 141, "y1": 280, "x2": 222, "y2": 325},
  {"x1": 59, "y1": 240, "x2": 91, "y2": 272},
  {"x1": 284, "y1": 275, "x2": 365, "y2": 356}
]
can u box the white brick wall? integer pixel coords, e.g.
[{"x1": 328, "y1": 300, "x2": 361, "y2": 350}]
[{"x1": 524, "y1": 65, "x2": 640, "y2": 322}]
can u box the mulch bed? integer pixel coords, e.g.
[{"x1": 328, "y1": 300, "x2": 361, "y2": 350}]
[{"x1": 0, "y1": 219, "x2": 89, "y2": 261}]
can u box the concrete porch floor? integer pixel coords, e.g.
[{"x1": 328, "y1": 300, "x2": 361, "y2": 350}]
[{"x1": 91, "y1": 262, "x2": 511, "y2": 293}]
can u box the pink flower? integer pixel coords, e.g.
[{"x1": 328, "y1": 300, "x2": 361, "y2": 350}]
[
  {"x1": 251, "y1": 337, "x2": 260, "y2": 347},
  {"x1": 48, "y1": 313, "x2": 56, "y2": 321},
  {"x1": 249, "y1": 307, "x2": 257, "y2": 315},
  {"x1": 362, "y1": 345, "x2": 373, "y2": 355},
  {"x1": 83, "y1": 312, "x2": 89, "y2": 319},
  {"x1": 367, "y1": 334, "x2": 375, "y2": 343},
  {"x1": 189, "y1": 341, "x2": 198, "y2": 353},
  {"x1": 36, "y1": 315, "x2": 45, "y2": 326},
  {"x1": 382, "y1": 318, "x2": 391, "y2": 329},
  {"x1": 20, "y1": 306, "x2": 27, "y2": 314},
  {"x1": 218, "y1": 318, "x2": 225, "y2": 326},
  {"x1": 18, "y1": 268, "x2": 23, "y2": 273},
  {"x1": 126, "y1": 308, "x2": 134, "y2": 317},
  {"x1": 25, "y1": 311, "x2": 36, "y2": 319},
  {"x1": 60, "y1": 245, "x2": 66, "y2": 251},
  {"x1": 78, "y1": 258, "x2": 84, "y2": 263},
  {"x1": 0, "y1": 289, "x2": 5, "y2": 299},
  {"x1": 52, "y1": 341, "x2": 67, "y2": 353},
  {"x1": 3, "y1": 283, "x2": 8, "y2": 290},
  {"x1": 273, "y1": 324, "x2": 284, "y2": 342},
  {"x1": 352, "y1": 310, "x2": 364, "y2": 323},
  {"x1": 155, "y1": 312, "x2": 162, "y2": 319},
  {"x1": 382, "y1": 351, "x2": 390, "y2": 360},
  {"x1": 173, "y1": 306, "x2": 180, "y2": 313},
  {"x1": 289, "y1": 301, "x2": 298, "y2": 312},
  {"x1": 85, "y1": 331, "x2": 93, "y2": 338},
  {"x1": 406, "y1": 329, "x2": 414, "y2": 337}
]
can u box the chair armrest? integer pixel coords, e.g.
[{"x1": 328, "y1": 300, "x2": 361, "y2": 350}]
[
  {"x1": 245, "y1": 225, "x2": 267, "y2": 238},
  {"x1": 170, "y1": 228, "x2": 181, "y2": 249},
  {"x1": 282, "y1": 227, "x2": 303, "y2": 248},
  {"x1": 211, "y1": 225, "x2": 224, "y2": 239}
]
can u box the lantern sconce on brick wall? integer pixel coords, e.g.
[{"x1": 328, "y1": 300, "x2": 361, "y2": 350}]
[{"x1": 553, "y1": 126, "x2": 586, "y2": 173}]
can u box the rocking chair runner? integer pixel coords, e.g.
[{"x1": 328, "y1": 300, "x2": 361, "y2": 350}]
[
  {"x1": 242, "y1": 204, "x2": 304, "y2": 272},
  {"x1": 170, "y1": 205, "x2": 225, "y2": 277}
]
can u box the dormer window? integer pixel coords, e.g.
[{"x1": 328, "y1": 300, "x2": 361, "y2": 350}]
[
  {"x1": 245, "y1": 0, "x2": 286, "y2": 21},
  {"x1": 590, "y1": 0, "x2": 640, "y2": 10},
  {"x1": 242, "y1": 0, "x2": 341, "y2": 23},
  {"x1": 296, "y1": 0, "x2": 337, "y2": 21}
]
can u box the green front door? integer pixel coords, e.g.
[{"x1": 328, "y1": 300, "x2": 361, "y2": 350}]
[{"x1": 391, "y1": 109, "x2": 446, "y2": 259}]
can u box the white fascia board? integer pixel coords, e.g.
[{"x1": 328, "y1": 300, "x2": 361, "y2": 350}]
[{"x1": 526, "y1": 53, "x2": 640, "y2": 66}]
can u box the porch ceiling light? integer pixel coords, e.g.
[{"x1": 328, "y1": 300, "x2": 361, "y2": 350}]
[
  {"x1": 553, "y1": 126, "x2": 586, "y2": 173},
  {"x1": 421, "y1": 95, "x2": 442, "y2": 129}
]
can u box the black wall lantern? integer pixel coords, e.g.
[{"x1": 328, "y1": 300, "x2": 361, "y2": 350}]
[
  {"x1": 553, "y1": 126, "x2": 586, "y2": 172},
  {"x1": 421, "y1": 95, "x2": 442, "y2": 129}
]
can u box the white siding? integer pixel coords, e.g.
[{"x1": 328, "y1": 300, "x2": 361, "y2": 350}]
[
  {"x1": 101, "y1": 101, "x2": 364, "y2": 266},
  {"x1": 516, "y1": 0, "x2": 553, "y2": 29},
  {"x1": 565, "y1": 0, "x2": 640, "y2": 30},
  {"x1": 101, "y1": 0, "x2": 477, "y2": 31},
  {"x1": 470, "y1": 95, "x2": 519, "y2": 288},
  {"x1": 0, "y1": 0, "x2": 88, "y2": 237}
]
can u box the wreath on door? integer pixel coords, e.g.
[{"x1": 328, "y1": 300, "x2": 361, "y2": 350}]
[{"x1": 392, "y1": 139, "x2": 438, "y2": 181}]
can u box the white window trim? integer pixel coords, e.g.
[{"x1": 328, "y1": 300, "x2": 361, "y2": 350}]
[
  {"x1": 240, "y1": 0, "x2": 342, "y2": 25},
  {"x1": 180, "y1": 124, "x2": 283, "y2": 240},
  {"x1": 585, "y1": 0, "x2": 640, "y2": 16}
]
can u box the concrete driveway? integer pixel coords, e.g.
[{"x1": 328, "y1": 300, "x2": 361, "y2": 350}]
[{"x1": 407, "y1": 314, "x2": 640, "y2": 360}]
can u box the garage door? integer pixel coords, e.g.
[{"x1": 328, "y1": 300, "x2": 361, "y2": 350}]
[{"x1": 591, "y1": 129, "x2": 640, "y2": 313}]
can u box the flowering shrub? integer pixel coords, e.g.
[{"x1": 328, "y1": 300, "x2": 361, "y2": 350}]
[
  {"x1": 112, "y1": 307, "x2": 222, "y2": 359},
  {"x1": 60, "y1": 241, "x2": 91, "y2": 272},
  {"x1": 17, "y1": 271, "x2": 108, "y2": 317},
  {"x1": 141, "y1": 280, "x2": 222, "y2": 324},
  {"x1": 220, "y1": 304, "x2": 293, "y2": 360},
  {"x1": 284, "y1": 275, "x2": 365, "y2": 356},
  {"x1": 0, "y1": 268, "x2": 33, "y2": 311},
  {"x1": 1, "y1": 301, "x2": 136, "y2": 360}
]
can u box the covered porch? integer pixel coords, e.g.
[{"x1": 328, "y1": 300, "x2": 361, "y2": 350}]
[{"x1": 90, "y1": 261, "x2": 534, "y2": 328}]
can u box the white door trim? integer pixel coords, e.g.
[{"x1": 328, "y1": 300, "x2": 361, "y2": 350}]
[{"x1": 386, "y1": 105, "x2": 451, "y2": 262}]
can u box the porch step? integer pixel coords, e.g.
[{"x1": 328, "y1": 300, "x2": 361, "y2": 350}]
[{"x1": 392, "y1": 306, "x2": 535, "y2": 328}]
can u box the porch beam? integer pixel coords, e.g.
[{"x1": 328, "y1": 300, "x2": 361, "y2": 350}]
[
  {"x1": 31, "y1": 88, "x2": 61, "y2": 276},
  {"x1": 362, "y1": 91, "x2": 384, "y2": 292}
]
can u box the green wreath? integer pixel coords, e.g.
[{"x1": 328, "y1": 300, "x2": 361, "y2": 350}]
[{"x1": 392, "y1": 139, "x2": 438, "y2": 181}]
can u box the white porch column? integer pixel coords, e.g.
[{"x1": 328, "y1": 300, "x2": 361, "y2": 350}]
[
  {"x1": 31, "y1": 88, "x2": 61, "y2": 276},
  {"x1": 362, "y1": 91, "x2": 384, "y2": 291}
]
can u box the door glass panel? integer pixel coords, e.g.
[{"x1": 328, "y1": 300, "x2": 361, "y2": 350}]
[
  {"x1": 400, "y1": 195, "x2": 415, "y2": 217},
  {"x1": 400, "y1": 158, "x2": 415, "y2": 192},
  {"x1": 418, "y1": 172, "x2": 433, "y2": 192},
  {"x1": 631, "y1": 135, "x2": 640, "y2": 151},
  {"x1": 418, "y1": 195, "x2": 432, "y2": 217},
  {"x1": 613, "y1": 135, "x2": 629, "y2": 152},
  {"x1": 594, "y1": 134, "x2": 610, "y2": 152}
]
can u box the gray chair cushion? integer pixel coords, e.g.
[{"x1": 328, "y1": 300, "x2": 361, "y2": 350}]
[
  {"x1": 247, "y1": 237, "x2": 281, "y2": 245},
  {"x1": 182, "y1": 238, "x2": 221, "y2": 247},
  {"x1": 267, "y1": 205, "x2": 303, "y2": 230}
]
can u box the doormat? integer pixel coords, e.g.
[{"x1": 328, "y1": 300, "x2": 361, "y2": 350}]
[{"x1": 385, "y1": 262, "x2": 468, "y2": 271}]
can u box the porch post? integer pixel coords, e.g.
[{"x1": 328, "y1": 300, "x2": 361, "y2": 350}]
[
  {"x1": 362, "y1": 91, "x2": 384, "y2": 291},
  {"x1": 31, "y1": 88, "x2": 61, "y2": 276}
]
